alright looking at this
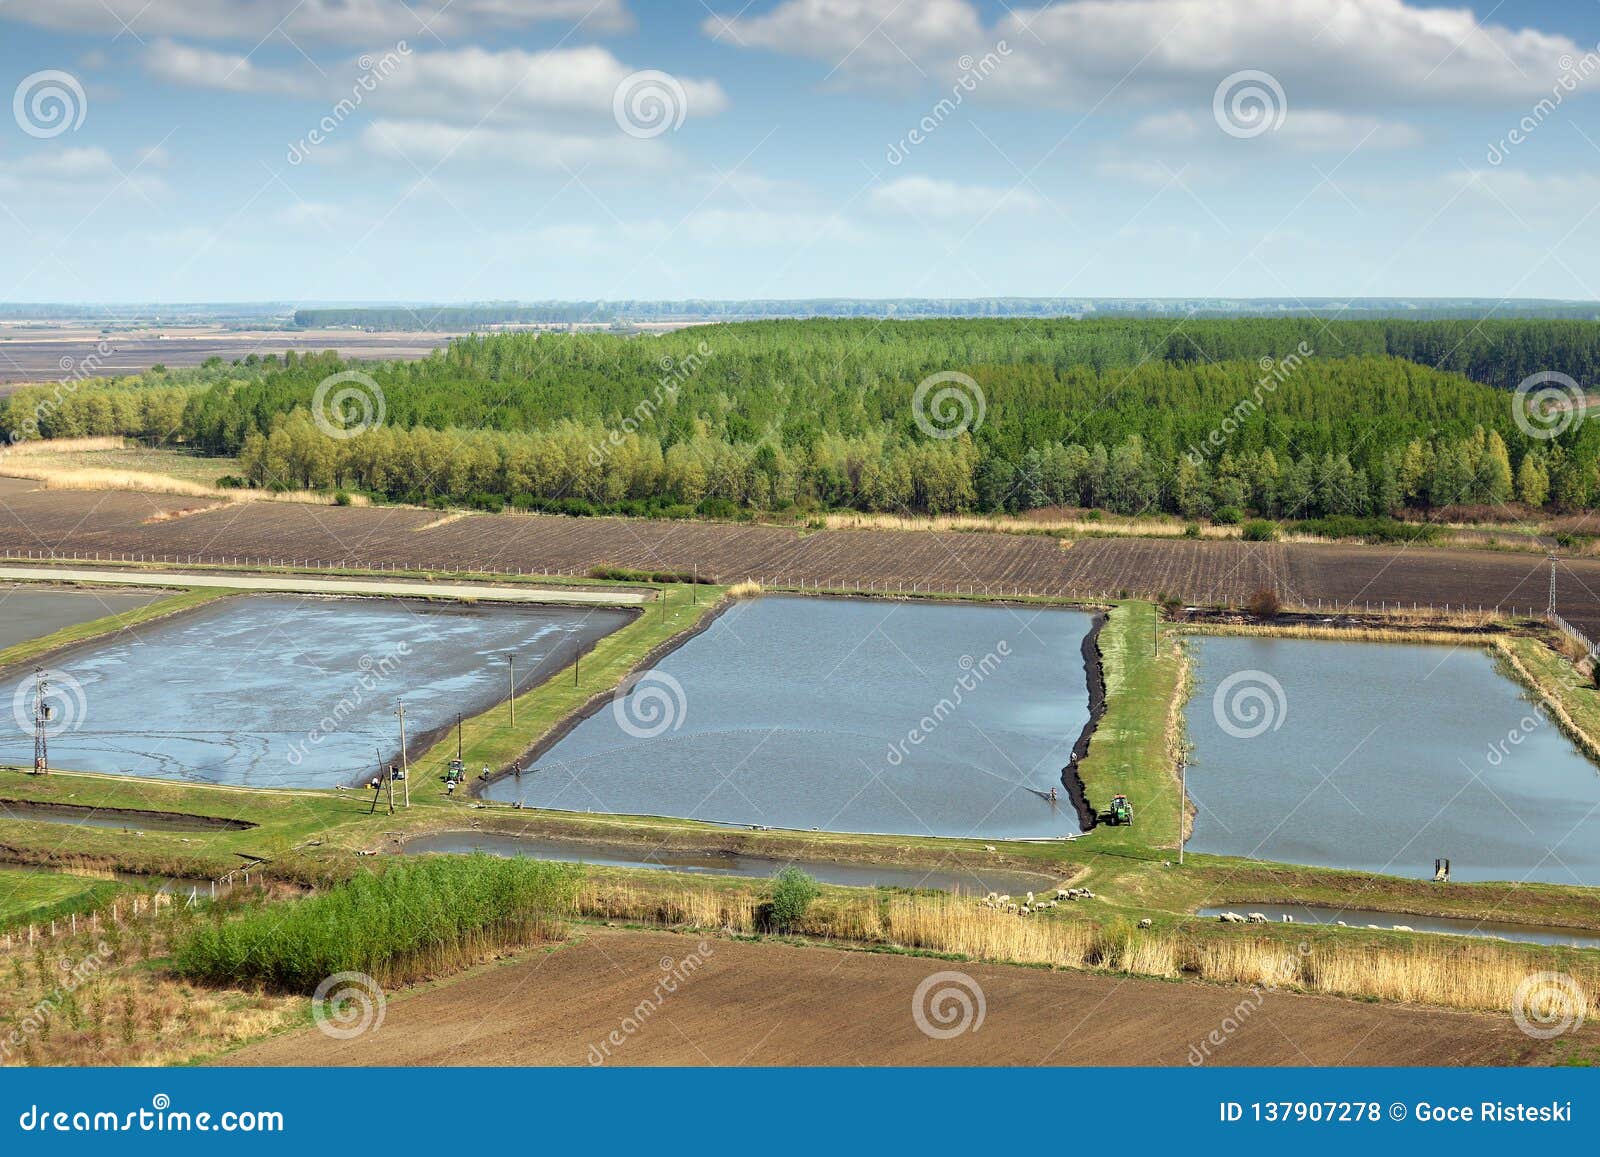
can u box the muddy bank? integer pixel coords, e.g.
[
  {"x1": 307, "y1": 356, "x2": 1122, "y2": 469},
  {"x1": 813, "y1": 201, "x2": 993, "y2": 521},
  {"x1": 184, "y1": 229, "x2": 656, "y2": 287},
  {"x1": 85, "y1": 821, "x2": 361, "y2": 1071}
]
[
  {"x1": 1195, "y1": 904, "x2": 1600, "y2": 949},
  {"x1": 1059, "y1": 611, "x2": 1106, "y2": 831},
  {"x1": 470, "y1": 596, "x2": 737, "y2": 796},
  {"x1": 0, "y1": 799, "x2": 255, "y2": 832}
]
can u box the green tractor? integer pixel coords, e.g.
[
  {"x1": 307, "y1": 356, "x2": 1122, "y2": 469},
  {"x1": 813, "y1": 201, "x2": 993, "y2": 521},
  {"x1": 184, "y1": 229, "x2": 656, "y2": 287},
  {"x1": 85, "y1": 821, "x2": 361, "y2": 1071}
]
[{"x1": 1105, "y1": 794, "x2": 1134, "y2": 826}]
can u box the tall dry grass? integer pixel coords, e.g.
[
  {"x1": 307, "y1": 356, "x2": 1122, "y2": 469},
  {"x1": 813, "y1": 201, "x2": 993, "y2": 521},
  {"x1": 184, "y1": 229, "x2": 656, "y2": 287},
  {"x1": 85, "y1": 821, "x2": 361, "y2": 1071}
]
[
  {"x1": 576, "y1": 881, "x2": 1600, "y2": 1017},
  {"x1": 726, "y1": 580, "x2": 764, "y2": 599}
]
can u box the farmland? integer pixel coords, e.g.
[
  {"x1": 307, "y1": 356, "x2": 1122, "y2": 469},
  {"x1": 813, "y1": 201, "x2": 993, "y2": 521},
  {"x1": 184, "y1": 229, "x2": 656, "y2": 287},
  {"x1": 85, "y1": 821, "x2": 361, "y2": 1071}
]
[{"x1": 0, "y1": 477, "x2": 1595, "y2": 632}]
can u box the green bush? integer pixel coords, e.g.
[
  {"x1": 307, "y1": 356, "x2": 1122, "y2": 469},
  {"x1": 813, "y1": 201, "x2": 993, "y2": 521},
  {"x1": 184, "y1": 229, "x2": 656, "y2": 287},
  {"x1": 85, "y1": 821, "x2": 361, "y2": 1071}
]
[
  {"x1": 1240, "y1": 520, "x2": 1279, "y2": 542},
  {"x1": 767, "y1": 868, "x2": 820, "y2": 932},
  {"x1": 174, "y1": 855, "x2": 581, "y2": 991}
]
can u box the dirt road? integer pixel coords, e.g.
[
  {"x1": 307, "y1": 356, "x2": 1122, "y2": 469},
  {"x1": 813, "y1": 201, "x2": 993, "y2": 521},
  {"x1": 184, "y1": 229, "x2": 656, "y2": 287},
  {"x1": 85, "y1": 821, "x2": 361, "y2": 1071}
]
[
  {"x1": 0, "y1": 565, "x2": 647, "y2": 605},
  {"x1": 224, "y1": 929, "x2": 1583, "y2": 1067}
]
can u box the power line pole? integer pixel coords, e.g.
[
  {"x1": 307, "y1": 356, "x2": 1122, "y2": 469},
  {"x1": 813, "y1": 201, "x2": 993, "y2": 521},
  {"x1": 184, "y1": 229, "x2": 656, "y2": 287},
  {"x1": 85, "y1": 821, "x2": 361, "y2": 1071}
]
[
  {"x1": 31, "y1": 668, "x2": 49, "y2": 776},
  {"x1": 395, "y1": 699, "x2": 409, "y2": 808},
  {"x1": 1548, "y1": 553, "x2": 1559, "y2": 619},
  {"x1": 505, "y1": 654, "x2": 516, "y2": 726}
]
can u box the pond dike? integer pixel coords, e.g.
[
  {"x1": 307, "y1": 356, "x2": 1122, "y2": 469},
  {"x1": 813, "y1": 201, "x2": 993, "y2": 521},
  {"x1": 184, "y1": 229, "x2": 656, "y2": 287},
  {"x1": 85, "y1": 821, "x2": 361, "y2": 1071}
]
[{"x1": 1060, "y1": 611, "x2": 1107, "y2": 831}]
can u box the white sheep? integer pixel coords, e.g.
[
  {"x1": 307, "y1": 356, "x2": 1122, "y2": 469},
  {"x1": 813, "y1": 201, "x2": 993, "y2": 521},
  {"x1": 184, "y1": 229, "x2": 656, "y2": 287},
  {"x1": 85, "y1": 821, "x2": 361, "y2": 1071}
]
[{"x1": 1247, "y1": 912, "x2": 1268, "y2": 924}]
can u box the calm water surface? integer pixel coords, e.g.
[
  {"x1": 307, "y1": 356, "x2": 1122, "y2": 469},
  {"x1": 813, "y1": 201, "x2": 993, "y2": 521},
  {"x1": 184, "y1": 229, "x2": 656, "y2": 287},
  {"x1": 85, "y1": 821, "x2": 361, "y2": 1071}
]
[
  {"x1": 1187, "y1": 636, "x2": 1600, "y2": 885},
  {"x1": 0, "y1": 586, "x2": 163, "y2": 649},
  {"x1": 486, "y1": 597, "x2": 1093, "y2": 838}
]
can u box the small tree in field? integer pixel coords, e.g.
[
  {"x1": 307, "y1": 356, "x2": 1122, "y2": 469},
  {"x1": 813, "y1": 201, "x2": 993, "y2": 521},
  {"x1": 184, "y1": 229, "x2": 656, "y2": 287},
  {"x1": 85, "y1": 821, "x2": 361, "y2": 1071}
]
[
  {"x1": 1247, "y1": 587, "x2": 1282, "y2": 620},
  {"x1": 768, "y1": 868, "x2": 820, "y2": 933}
]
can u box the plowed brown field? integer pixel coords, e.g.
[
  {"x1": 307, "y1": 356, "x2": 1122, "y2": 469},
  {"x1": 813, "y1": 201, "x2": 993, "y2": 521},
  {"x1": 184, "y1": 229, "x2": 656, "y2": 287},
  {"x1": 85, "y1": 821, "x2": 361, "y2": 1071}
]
[
  {"x1": 222, "y1": 928, "x2": 1583, "y2": 1067},
  {"x1": 1, "y1": 479, "x2": 1598, "y2": 635}
]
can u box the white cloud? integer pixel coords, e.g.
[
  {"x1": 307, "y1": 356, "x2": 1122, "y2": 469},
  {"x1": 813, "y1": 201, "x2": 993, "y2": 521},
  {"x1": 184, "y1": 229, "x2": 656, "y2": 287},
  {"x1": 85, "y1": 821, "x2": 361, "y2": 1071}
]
[
  {"x1": 145, "y1": 39, "x2": 311, "y2": 96},
  {"x1": 1134, "y1": 107, "x2": 1421, "y2": 151},
  {"x1": 360, "y1": 119, "x2": 668, "y2": 170},
  {"x1": 368, "y1": 45, "x2": 728, "y2": 124},
  {"x1": 0, "y1": 147, "x2": 164, "y2": 198},
  {"x1": 869, "y1": 175, "x2": 1045, "y2": 220},
  {"x1": 710, "y1": 0, "x2": 1584, "y2": 106},
  {"x1": 1, "y1": 0, "x2": 630, "y2": 45}
]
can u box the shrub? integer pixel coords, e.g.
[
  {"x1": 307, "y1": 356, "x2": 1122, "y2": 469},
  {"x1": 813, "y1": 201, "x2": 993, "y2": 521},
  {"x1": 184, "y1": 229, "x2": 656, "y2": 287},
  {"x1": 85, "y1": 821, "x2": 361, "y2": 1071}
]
[
  {"x1": 1241, "y1": 520, "x2": 1278, "y2": 542},
  {"x1": 333, "y1": 490, "x2": 352, "y2": 506},
  {"x1": 1212, "y1": 506, "x2": 1242, "y2": 525},
  {"x1": 767, "y1": 868, "x2": 820, "y2": 932},
  {"x1": 1183, "y1": 523, "x2": 1201, "y2": 538},
  {"x1": 1246, "y1": 586, "x2": 1282, "y2": 619}
]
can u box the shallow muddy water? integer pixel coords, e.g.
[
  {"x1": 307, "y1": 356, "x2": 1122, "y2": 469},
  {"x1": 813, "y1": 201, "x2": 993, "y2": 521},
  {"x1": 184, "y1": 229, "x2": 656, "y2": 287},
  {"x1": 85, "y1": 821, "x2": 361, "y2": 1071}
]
[
  {"x1": 0, "y1": 595, "x2": 632, "y2": 788},
  {"x1": 1195, "y1": 904, "x2": 1600, "y2": 949},
  {"x1": 0, "y1": 585, "x2": 163, "y2": 649},
  {"x1": 1186, "y1": 635, "x2": 1600, "y2": 886},
  {"x1": 404, "y1": 830, "x2": 1056, "y2": 894},
  {"x1": 485, "y1": 596, "x2": 1093, "y2": 839}
]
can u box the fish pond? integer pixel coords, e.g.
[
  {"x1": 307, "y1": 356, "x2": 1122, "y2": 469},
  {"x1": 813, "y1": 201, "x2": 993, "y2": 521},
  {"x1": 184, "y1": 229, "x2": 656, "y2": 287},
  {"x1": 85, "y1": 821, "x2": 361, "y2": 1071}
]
[
  {"x1": 0, "y1": 594, "x2": 633, "y2": 788},
  {"x1": 485, "y1": 596, "x2": 1094, "y2": 839},
  {"x1": 1186, "y1": 635, "x2": 1600, "y2": 886}
]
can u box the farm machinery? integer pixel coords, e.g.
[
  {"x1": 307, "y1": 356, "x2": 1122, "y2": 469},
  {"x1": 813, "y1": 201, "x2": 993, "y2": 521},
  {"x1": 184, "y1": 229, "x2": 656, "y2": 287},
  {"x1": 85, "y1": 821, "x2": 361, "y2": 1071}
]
[{"x1": 1104, "y1": 794, "x2": 1134, "y2": 826}]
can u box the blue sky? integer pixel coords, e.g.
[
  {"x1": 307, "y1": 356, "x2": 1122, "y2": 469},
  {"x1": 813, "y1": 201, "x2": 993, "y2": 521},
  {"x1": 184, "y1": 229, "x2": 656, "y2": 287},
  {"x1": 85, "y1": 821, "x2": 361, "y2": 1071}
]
[{"x1": 1, "y1": 0, "x2": 1598, "y2": 303}]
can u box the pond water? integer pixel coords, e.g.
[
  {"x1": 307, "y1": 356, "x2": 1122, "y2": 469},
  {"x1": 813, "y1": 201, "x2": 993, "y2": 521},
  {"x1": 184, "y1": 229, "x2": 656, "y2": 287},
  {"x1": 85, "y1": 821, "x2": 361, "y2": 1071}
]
[
  {"x1": 1186, "y1": 635, "x2": 1600, "y2": 886},
  {"x1": 404, "y1": 830, "x2": 1056, "y2": 894},
  {"x1": 0, "y1": 585, "x2": 164, "y2": 649},
  {"x1": 1195, "y1": 905, "x2": 1600, "y2": 949},
  {"x1": 0, "y1": 595, "x2": 632, "y2": 788},
  {"x1": 485, "y1": 597, "x2": 1093, "y2": 839}
]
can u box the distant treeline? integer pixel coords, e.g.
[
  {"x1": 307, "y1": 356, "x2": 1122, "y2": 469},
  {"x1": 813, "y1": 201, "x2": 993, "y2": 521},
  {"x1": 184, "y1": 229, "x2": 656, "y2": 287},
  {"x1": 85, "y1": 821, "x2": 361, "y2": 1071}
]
[
  {"x1": 292, "y1": 300, "x2": 1600, "y2": 331},
  {"x1": 10, "y1": 318, "x2": 1600, "y2": 519}
]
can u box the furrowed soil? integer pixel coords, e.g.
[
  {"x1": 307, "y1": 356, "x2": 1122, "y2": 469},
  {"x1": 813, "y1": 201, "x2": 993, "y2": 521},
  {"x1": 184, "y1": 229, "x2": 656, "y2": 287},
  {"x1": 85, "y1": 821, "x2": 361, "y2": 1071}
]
[
  {"x1": 4, "y1": 479, "x2": 1599, "y2": 633},
  {"x1": 223, "y1": 928, "x2": 1587, "y2": 1067}
]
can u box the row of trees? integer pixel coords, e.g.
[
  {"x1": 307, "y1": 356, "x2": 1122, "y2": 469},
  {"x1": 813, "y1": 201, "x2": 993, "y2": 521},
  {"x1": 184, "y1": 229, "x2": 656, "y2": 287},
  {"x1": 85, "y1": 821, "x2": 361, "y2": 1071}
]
[{"x1": 10, "y1": 318, "x2": 1600, "y2": 519}]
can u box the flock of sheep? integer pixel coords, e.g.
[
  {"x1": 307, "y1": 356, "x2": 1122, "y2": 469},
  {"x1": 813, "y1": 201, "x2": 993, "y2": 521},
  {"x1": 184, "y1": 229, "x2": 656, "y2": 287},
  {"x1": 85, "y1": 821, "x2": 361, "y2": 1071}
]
[
  {"x1": 978, "y1": 887, "x2": 1095, "y2": 916},
  {"x1": 1216, "y1": 911, "x2": 1417, "y2": 932}
]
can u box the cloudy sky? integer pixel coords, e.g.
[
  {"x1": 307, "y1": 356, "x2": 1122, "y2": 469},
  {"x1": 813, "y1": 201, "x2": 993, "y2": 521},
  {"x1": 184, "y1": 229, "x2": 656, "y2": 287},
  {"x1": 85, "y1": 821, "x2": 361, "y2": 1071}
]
[{"x1": 0, "y1": 0, "x2": 1597, "y2": 303}]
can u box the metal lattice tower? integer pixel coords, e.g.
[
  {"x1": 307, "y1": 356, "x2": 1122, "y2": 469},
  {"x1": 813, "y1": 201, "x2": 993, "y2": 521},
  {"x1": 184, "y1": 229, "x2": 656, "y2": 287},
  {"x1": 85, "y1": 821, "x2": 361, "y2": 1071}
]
[
  {"x1": 1549, "y1": 553, "x2": 1559, "y2": 619},
  {"x1": 31, "y1": 667, "x2": 49, "y2": 775}
]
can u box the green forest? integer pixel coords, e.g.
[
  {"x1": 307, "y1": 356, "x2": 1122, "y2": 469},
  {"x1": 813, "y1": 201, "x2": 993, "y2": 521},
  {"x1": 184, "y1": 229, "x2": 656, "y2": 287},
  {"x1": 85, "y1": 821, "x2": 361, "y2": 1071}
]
[{"x1": 8, "y1": 318, "x2": 1600, "y2": 522}]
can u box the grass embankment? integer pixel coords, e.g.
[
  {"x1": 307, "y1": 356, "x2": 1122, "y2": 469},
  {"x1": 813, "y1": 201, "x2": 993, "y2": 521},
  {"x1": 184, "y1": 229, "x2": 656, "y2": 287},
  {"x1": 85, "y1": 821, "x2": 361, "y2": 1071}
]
[
  {"x1": 1494, "y1": 633, "x2": 1600, "y2": 765},
  {"x1": 0, "y1": 866, "x2": 121, "y2": 931},
  {"x1": 0, "y1": 585, "x2": 232, "y2": 673},
  {"x1": 1073, "y1": 601, "x2": 1184, "y2": 854},
  {"x1": 438, "y1": 582, "x2": 727, "y2": 785},
  {"x1": 176, "y1": 855, "x2": 580, "y2": 990}
]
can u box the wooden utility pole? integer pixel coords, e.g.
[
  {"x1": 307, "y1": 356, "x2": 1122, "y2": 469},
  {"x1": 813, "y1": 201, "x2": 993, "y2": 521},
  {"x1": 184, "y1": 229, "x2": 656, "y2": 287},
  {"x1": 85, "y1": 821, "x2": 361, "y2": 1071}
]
[
  {"x1": 369, "y1": 747, "x2": 384, "y2": 815},
  {"x1": 395, "y1": 699, "x2": 409, "y2": 808},
  {"x1": 506, "y1": 654, "x2": 516, "y2": 726}
]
